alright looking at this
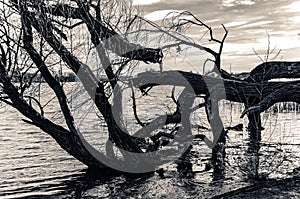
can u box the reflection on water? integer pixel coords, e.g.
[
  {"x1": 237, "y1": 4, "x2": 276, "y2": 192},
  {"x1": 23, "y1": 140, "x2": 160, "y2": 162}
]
[{"x1": 1, "y1": 83, "x2": 300, "y2": 198}]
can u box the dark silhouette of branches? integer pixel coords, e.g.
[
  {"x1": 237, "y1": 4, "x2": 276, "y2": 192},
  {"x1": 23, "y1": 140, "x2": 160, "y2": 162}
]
[{"x1": 0, "y1": 0, "x2": 299, "y2": 180}]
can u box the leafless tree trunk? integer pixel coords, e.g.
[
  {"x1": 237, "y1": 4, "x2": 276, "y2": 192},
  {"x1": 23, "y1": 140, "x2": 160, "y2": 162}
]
[{"x1": 0, "y1": 0, "x2": 299, "y2": 177}]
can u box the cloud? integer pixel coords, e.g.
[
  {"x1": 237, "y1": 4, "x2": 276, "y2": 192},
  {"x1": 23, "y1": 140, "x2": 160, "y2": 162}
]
[
  {"x1": 284, "y1": 1, "x2": 300, "y2": 12},
  {"x1": 144, "y1": 10, "x2": 183, "y2": 21},
  {"x1": 132, "y1": 0, "x2": 161, "y2": 6}
]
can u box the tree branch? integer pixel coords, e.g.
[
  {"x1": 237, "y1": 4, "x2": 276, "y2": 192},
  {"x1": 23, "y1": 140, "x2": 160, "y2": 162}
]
[{"x1": 247, "y1": 61, "x2": 300, "y2": 82}]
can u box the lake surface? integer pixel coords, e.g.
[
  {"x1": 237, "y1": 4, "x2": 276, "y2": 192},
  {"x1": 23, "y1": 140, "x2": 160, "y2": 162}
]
[{"x1": 1, "y1": 83, "x2": 300, "y2": 198}]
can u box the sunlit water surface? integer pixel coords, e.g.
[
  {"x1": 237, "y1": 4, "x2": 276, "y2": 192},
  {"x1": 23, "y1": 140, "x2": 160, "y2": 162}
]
[{"x1": 1, "y1": 82, "x2": 300, "y2": 198}]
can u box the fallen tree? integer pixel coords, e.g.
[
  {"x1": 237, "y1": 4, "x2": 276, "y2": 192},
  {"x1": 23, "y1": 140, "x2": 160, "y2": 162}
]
[{"x1": 0, "y1": 0, "x2": 299, "y2": 179}]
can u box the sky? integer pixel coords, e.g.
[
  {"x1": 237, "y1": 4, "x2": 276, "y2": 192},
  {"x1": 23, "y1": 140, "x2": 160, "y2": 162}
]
[{"x1": 132, "y1": 0, "x2": 300, "y2": 72}]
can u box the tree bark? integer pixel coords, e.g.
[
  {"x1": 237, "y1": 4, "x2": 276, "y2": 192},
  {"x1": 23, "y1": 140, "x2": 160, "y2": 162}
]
[
  {"x1": 133, "y1": 71, "x2": 300, "y2": 112},
  {"x1": 3, "y1": 0, "x2": 300, "y2": 176}
]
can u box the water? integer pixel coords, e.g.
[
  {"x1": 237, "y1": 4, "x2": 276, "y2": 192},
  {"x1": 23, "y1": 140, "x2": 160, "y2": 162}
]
[
  {"x1": 1, "y1": 83, "x2": 300, "y2": 198},
  {"x1": 1, "y1": 0, "x2": 300, "y2": 197}
]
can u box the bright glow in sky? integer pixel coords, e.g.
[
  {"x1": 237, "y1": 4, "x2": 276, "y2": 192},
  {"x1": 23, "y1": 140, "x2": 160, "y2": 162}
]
[
  {"x1": 144, "y1": 10, "x2": 183, "y2": 21},
  {"x1": 132, "y1": 0, "x2": 161, "y2": 6},
  {"x1": 222, "y1": 0, "x2": 255, "y2": 7},
  {"x1": 224, "y1": 21, "x2": 248, "y2": 28},
  {"x1": 285, "y1": 1, "x2": 300, "y2": 12}
]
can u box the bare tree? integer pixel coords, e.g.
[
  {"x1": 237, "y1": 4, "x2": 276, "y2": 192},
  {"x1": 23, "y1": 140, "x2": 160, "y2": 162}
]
[{"x1": 1, "y1": 0, "x2": 300, "y2": 179}]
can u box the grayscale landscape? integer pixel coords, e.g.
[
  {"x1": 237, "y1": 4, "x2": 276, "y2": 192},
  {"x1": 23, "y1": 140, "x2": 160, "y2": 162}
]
[{"x1": 1, "y1": 0, "x2": 300, "y2": 198}]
